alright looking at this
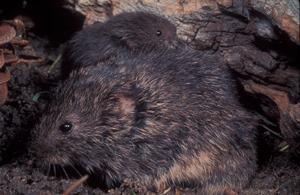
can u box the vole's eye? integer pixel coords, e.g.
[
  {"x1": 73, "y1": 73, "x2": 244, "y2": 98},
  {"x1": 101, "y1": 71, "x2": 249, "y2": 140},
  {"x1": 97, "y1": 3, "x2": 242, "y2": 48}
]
[
  {"x1": 156, "y1": 30, "x2": 162, "y2": 36},
  {"x1": 59, "y1": 121, "x2": 73, "y2": 134}
]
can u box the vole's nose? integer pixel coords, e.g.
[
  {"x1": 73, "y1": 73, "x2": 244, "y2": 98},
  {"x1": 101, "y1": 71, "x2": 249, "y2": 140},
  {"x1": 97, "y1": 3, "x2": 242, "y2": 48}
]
[{"x1": 28, "y1": 142, "x2": 37, "y2": 154}]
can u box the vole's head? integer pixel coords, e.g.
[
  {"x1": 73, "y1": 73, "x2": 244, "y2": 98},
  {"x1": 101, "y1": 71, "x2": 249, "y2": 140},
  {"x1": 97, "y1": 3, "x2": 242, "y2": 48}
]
[
  {"x1": 30, "y1": 69, "x2": 139, "y2": 172},
  {"x1": 107, "y1": 12, "x2": 177, "y2": 48}
]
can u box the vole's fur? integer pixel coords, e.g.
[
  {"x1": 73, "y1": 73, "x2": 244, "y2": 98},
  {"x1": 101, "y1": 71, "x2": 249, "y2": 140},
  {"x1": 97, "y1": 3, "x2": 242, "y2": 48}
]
[
  {"x1": 61, "y1": 12, "x2": 177, "y2": 80},
  {"x1": 32, "y1": 49, "x2": 258, "y2": 195}
]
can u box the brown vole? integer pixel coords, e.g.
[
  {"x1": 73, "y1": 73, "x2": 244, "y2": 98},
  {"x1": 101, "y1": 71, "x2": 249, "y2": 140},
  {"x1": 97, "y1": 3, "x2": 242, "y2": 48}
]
[
  {"x1": 60, "y1": 12, "x2": 177, "y2": 80},
  {"x1": 31, "y1": 49, "x2": 258, "y2": 195}
]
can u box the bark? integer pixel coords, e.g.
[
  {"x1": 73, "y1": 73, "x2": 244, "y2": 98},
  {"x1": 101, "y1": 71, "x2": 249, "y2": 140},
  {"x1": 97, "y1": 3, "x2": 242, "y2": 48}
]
[{"x1": 64, "y1": 0, "x2": 300, "y2": 154}]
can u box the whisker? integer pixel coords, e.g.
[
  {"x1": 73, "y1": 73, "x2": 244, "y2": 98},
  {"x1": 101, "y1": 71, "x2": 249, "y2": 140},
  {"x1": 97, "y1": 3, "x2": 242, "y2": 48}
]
[
  {"x1": 80, "y1": 163, "x2": 92, "y2": 174},
  {"x1": 89, "y1": 167, "x2": 96, "y2": 174},
  {"x1": 47, "y1": 163, "x2": 51, "y2": 177},
  {"x1": 41, "y1": 161, "x2": 46, "y2": 169},
  {"x1": 61, "y1": 165, "x2": 70, "y2": 180},
  {"x1": 53, "y1": 164, "x2": 56, "y2": 177},
  {"x1": 68, "y1": 163, "x2": 83, "y2": 178}
]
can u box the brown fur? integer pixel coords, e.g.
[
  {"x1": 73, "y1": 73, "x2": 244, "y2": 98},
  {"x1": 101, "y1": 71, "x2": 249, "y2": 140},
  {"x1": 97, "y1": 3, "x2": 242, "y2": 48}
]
[{"x1": 31, "y1": 49, "x2": 258, "y2": 194}]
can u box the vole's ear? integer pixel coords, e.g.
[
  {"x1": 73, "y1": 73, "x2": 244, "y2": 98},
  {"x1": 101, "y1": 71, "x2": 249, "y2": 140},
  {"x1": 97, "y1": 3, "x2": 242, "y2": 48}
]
[
  {"x1": 124, "y1": 38, "x2": 138, "y2": 48},
  {"x1": 111, "y1": 29, "x2": 138, "y2": 48},
  {"x1": 112, "y1": 91, "x2": 136, "y2": 120}
]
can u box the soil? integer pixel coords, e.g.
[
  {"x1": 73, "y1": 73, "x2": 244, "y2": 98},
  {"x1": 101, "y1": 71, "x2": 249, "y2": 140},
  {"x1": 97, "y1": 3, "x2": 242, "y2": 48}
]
[{"x1": 0, "y1": 1, "x2": 299, "y2": 195}]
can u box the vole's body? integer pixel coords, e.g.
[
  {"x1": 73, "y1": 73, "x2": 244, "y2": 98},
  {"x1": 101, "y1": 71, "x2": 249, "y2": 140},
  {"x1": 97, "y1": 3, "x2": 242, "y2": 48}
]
[
  {"x1": 32, "y1": 49, "x2": 258, "y2": 195},
  {"x1": 61, "y1": 12, "x2": 177, "y2": 79}
]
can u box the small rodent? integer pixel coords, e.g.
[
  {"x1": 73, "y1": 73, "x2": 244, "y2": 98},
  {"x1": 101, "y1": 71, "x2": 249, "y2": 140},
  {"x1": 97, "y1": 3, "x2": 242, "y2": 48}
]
[
  {"x1": 31, "y1": 49, "x2": 258, "y2": 195},
  {"x1": 60, "y1": 12, "x2": 177, "y2": 80}
]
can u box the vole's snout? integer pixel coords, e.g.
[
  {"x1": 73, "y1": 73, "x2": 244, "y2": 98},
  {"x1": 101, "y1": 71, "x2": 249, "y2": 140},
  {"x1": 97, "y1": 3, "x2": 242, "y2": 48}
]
[
  {"x1": 29, "y1": 139, "x2": 46, "y2": 156},
  {"x1": 28, "y1": 143, "x2": 36, "y2": 154},
  {"x1": 29, "y1": 139, "x2": 61, "y2": 165}
]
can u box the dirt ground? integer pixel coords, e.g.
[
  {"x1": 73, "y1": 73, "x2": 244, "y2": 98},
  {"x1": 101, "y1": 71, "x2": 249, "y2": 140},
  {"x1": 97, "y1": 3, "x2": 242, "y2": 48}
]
[{"x1": 0, "y1": 2, "x2": 299, "y2": 195}]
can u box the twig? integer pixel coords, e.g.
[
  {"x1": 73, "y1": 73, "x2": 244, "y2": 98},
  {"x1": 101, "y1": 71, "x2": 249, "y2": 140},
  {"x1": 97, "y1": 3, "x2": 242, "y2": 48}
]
[
  {"x1": 271, "y1": 167, "x2": 280, "y2": 195},
  {"x1": 62, "y1": 175, "x2": 89, "y2": 195}
]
